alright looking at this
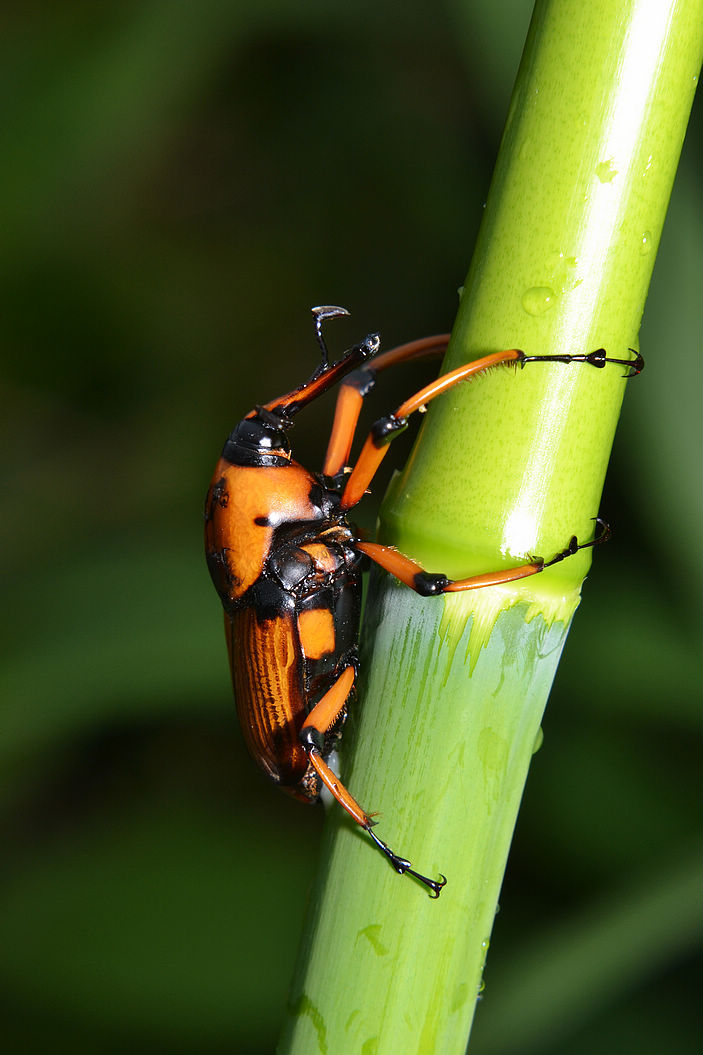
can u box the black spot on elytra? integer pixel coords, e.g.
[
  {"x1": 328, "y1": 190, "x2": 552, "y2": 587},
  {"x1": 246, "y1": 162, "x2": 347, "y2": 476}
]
[{"x1": 212, "y1": 479, "x2": 229, "y2": 507}]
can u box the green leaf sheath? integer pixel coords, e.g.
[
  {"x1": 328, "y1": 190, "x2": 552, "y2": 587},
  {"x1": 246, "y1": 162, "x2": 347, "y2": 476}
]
[{"x1": 280, "y1": 4, "x2": 702, "y2": 1055}]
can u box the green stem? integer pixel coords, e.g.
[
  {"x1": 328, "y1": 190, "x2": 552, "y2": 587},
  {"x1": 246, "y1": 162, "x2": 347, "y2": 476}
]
[{"x1": 279, "y1": 4, "x2": 702, "y2": 1054}]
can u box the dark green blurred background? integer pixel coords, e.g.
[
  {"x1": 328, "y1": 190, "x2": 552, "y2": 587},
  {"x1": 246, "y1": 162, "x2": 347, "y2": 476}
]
[{"x1": 1, "y1": 2, "x2": 701, "y2": 1053}]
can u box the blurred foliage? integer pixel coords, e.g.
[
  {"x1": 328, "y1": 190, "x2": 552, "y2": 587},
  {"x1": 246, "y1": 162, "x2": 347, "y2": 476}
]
[{"x1": 0, "y1": 1, "x2": 700, "y2": 1052}]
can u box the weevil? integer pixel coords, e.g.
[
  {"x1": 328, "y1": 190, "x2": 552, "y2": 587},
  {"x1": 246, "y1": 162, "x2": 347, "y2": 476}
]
[{"x1": 204, "y1": 306, "x2": 642, "y2": 896}]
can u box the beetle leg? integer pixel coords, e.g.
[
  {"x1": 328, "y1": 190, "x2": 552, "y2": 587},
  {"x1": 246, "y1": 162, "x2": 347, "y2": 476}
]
[
  {"x1": 339, "y1": 346, "x2": 643, "y2": 510},
  {"x1": 365, "y1": 828, "x2": 447, "y2": 899},
  {"x1": 300, "y1": 665, "x2": 446, "y2": 897},
  {"x1": 356, "y1": 518, "x2": 610, "y2": 595},
  {"x1": 339, "y1": 349, "x2": 524, "y2": 508},
  {"x1": 520, "y1": 347, "x2": 644, "y2": 379},
  {"x1": 323, "y1": 334, "x2": 451, "y2": 478}
]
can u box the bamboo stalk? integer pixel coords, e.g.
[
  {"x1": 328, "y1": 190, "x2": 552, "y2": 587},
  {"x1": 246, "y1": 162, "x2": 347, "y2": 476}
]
[{"x1": 279, "y1": 3, "x2": 703, "y2": 1053}]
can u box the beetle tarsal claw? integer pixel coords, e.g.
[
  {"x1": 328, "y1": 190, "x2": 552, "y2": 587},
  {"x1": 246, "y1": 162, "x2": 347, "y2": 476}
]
[
  {"x1": 365, "y1": 826, "x2": 447, "y2": 897},
  {"x1": 405, "y1": 866, "x2": 447, "y2": 899},
  {"x1": 427, "y1": 874, "x2": 448, "y2": 899}
]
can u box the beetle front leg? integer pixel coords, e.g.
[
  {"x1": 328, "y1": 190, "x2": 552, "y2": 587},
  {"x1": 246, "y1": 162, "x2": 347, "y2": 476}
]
[
  {"x1": 323, "y1": 334, "x2": 451, "y2": 478},
  {"x1": 300, "y1": 665, "x2": 447, "y2": 897},
  {"x1": 339, "y1": 349, "x2": 526, "y2": 509},
  {"x1": 357, "y1": 518, "x2": 611, "y2": 595},
  {"x1": 339, "y1": 346, "x2": 643, "y2": 510}
]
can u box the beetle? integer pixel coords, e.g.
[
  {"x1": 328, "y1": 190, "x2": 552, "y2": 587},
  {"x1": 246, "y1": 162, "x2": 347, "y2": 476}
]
[{"x1": 204, "y1": 306, "x2": 642, "y2": 897}]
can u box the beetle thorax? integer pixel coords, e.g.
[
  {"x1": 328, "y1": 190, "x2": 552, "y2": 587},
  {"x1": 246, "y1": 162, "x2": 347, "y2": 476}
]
[
  {"x1": 204, "y1": 458, "x2": 346, "y2": 607},
  {"x1": 222, "y1": 412, "x2": 292, "y2": 468}
]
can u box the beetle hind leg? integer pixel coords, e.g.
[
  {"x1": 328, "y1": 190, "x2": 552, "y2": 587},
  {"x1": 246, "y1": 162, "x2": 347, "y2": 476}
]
[
  {"x1": 356, "y1": 518, "x2": 611, "y2": 596},
  {"x1": 300, "y1": 665, "x2": 446, "y2": 897}
]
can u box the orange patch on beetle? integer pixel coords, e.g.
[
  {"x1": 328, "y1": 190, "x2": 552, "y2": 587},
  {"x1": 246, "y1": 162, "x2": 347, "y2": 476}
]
[
  {"x1": 298, "y1": 607, "x2": 336, "y2": 660},
  {"x1": 205, "y1": 460, "x2": 323, "y2": 601}
]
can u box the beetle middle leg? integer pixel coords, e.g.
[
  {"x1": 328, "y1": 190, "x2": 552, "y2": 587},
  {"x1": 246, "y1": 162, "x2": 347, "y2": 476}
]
[
  {"x1": 299, "y1": 665, "x2": 447, "y2": 897},
  {"x1": 356, "y1": 518, "x2": 611, "y2": 596},
  {"x1": 323, "y1": 333, "x2": 451, "y2": 478},
  {"x1": 337, "y1": 346, "x2": 642, "y2": 510}
]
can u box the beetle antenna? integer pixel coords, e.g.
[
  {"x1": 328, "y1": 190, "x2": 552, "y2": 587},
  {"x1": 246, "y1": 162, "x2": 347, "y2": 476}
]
[{"x1": 312, "y1": 305, "x2": 350, "y2": 370}]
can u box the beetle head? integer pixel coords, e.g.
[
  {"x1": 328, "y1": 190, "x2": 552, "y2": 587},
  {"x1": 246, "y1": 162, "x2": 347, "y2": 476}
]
[{"x1": 222, "y1": 407, "x2": 292, "y2": 467}]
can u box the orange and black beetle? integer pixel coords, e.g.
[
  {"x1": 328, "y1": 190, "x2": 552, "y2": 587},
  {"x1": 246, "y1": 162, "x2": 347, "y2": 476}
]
[{"x1": 204, "y1": 306, "x2": 642, "y2": 896}]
